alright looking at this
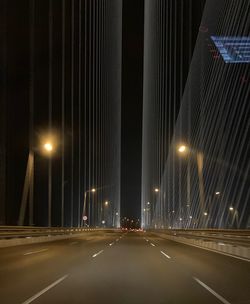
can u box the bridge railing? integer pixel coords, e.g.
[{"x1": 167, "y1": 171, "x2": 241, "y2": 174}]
[
  {"x1": 0, "y1": 226, "x2": 118, "y2": 240},
  {"x1": 148, "y1": 229, "x2": 250, "y2": 260},
  {"x1": 148, "y1": 229, "x2": 250, "y2": 247}
]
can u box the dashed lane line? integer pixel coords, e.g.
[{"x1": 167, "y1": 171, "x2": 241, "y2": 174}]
[
  {"x1": 92, "y1": 250, "x2": 104, "y2": 258},
  {"x1": 23, "y1": 249, "x2": 48, "y2": 256},
  {"x1": 193, "y1": 277, "x2": 231, "y2": 304},
  {"x1": 21, "y1": 275, "x2": 68, "y2": 304},
  {"x1": 70, "y1": 241, "x2": 78, "y2": 245},
  {"x1": 160, "y1": 250, "x2": 171, "y2": 259}
]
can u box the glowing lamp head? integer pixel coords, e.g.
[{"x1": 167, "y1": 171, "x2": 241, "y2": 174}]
[
  {"x1": 91, "y1": 188, "x2": 96, "y2": 193},
  {"x1": 204, "y1": 212, "x2": 208, "y2": 216},
  {"x1": 154, "y1": 188, "x2": 159, "y2": 192},
  {"x1": 105, "y1": 201, "x2": 109, "y2": 206},
  {"x1": 229, "y1": 207, "x2": 234, "y2": 211},
  {"x1": 215, "y1": 191, "x2": 220, "y2": 195},
  {"x1": 178, "y1": 145, "x2": 187, "y2": 153},
  {"x1": 44, "y1": 142, "x2": 53, "y2": 152}
]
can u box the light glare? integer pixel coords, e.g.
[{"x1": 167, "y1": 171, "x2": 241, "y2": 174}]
[{"x1": 44, "y1": 142, "x2": 53, "y2": 152}]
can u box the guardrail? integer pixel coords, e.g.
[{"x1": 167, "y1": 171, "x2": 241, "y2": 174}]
[
  {"x1": 0, "y1": 226, "x2": 107, "y2": 240},
  {"x1": 0, "y1": 226, "x2": 119, "y2": 248},
  {"x1": 148, "y1": 229, "x2": 250, "y2": 260},
  {"x1": 149, "y1": 229, "x2": 250, "y2": 247}
]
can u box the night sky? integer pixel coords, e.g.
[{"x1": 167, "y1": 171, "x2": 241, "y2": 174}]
[
  {"x1": 121, "y1": 0, "x2": 144, "y2": 221},
  {"x1": 0, "y1": 0, "x2": 145, "y2": 225}
]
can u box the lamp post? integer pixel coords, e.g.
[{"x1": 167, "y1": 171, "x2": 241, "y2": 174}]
[
  {"x1": 44, "y1": 141, "x2": 54, "y2": 227},
  {"x1": 177, "y1": 144, "x2": 206, "y2": 227},
  {"x1": 151, "y1": 188, "x2": 159, "y2": 228},
  {"x1": 229, "y1": 207, "x2": 239, "y2": 228},
  {"x1": 81, "y1": 188, "x2": 96, "y2": 227},
  {"x1": 18, "y1": 138, "x2": 55, "y2": 227}
]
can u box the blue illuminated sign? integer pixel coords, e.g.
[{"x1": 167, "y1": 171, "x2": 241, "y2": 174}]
[{"x1": 211, "y1": 36, "x2": 250, "y2": 63}]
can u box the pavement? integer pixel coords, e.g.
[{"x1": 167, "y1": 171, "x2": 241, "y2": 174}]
[{"x1": 0, "y1": 230, "x2": 249, "y2": 304}]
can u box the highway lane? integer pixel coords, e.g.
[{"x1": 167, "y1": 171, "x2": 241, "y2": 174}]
[{"x1": 0, "y1": 231, "x2": 249, "y2": 304}]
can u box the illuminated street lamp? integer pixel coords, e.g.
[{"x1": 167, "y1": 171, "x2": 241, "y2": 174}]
[
  {"x1": 178, "y1": 145, "x2": 187, "y2": 153},
  {"x1": 81, "y1": 188, "x2": 97, "y2": 227},
  {"x1": 44, "y1": 142, "x2": 53, "y2": 152},
  {"x1": 215, "y1": 191, "x2": 220, "y2": 195},
  {"x1": 177, "y1": 144, "x2": 206, "y2": 227},
  {"x1": 228, "y1": 207, "x2": 239, "y2": 228},
  {"x1": 154, "y1": 188, "x2": 159, "y2": 192},
  {"x1": 204, "y1": 212, "x2": 208, "y2": 216},
  {"x1": 18, "y1": 135, "x2": 57, "y2": 227},
  {"x1": 104, "y1": 201, "x2": 109, "y2": 206}
]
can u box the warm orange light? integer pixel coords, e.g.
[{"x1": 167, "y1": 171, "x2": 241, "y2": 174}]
[
  {"x1": 44, "y1": 142, "x2": 53, "y2": 152},
  {"x1": 178, "y1": 145, "x2": 187, "y2": 153}
]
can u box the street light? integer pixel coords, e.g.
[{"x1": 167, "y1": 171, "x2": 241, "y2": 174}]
[
  {"x1": 177, "y1": 144, "x2": 206, "y2": 227},
  {"x1": 44, "y1": 142, "x2": 53, "y2": 152},
  {"x1": 228, "y1": 207, "x2": 239, "y2": 228},
  {"x1": 81, "y1": 188, "x2": 96, "y2": 227},
  {"x1": 154, "y1": 188, "x2": 159, "y2": 192},
  {"x1": 18, "y1": 135, "x2": 57, "y2": 227},
  {"x1": 105, "y1": 201, "x2": 109, "y2": 206},
  {"x1": 178, "y1": 145, "x2": 187, "y2": 153},
  {"x1": 215, "y1": 191, "x2": 220, "y2": 195}
]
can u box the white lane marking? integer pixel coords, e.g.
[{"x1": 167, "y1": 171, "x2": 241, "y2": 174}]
[
  {"x1": 109, "y1": 243, "x2": 114, "y2": 246},
  {"x1": 24, "y1": 249, "x2": 48, "y2": 256},
  {"x1": 193, "y1": 277, "x2": 231, "y2": 304},
  {"x1": 21, "y1": 275, "x2": 68, "y2": 304},
  {"x1": 150, "y1": 243, "x2": 156, "y2": 247},
  {"x1": 70, "y1": 241, "x2": 78, "y2": 245},
  {"x1": 160, "y1": 250, "x2": 171, "y2": 259},
  {"x1": 92, "y1": 250, "x2": 104, "y2": 258}
]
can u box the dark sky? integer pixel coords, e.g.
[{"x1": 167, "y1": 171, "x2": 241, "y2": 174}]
[{"x1": 121, "y1": 0, "x2": 144, "y2": 220}]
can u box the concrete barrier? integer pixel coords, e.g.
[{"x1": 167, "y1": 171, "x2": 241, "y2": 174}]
[
  {"x1": 151, "y1": 232, "x2": 250, "y2": 261},
  {"x1": 0, "y1": 229, "x2": 117, "y2": 248}
]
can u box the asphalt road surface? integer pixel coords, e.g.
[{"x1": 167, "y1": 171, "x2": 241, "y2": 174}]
[{"x1": 0, "y1": 230, "x2": 249, "y2": 304}]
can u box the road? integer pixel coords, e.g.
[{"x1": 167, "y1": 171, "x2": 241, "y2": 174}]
[{"x1": 0, "y1": 230, "x2": 249, "y2": 304}]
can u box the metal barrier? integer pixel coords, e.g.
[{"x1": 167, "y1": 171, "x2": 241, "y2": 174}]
[
  {"x1": 148, "y1": 229, "x2": 250, "y2": 247},
  {"x1": 148, "y1": 229, "x2": 250, "y2": 260},
  {"x1": 0, "y1": 226, "x2": 118, "y2": 240}
]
